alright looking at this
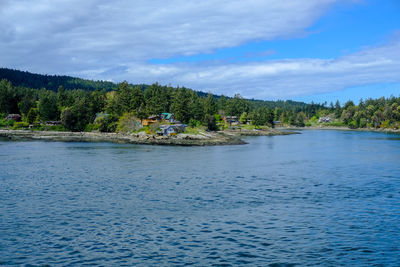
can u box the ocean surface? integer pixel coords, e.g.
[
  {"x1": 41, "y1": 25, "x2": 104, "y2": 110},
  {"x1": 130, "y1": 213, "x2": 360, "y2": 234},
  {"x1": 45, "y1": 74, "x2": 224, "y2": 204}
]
[{"x1": 0, "y1": 130, "x2": 399, "y2": 266}]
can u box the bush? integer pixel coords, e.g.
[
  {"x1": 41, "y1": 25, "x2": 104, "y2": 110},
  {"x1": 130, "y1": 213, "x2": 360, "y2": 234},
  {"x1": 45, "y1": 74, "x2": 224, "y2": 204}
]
[
  {"x1": 95, "y1": 115, "x2": 118, "y2": 132},
  {"x1": 84, "y1": 123, "x2": 99, "y2": 132},
  {"x1": 0, "y1": 119, "x2": 15, "y2": 128},
  {"x1": 149, "y1": 122, "x2": 160, "y2": 133},
  {"x1": 205, "y1": 114, "x2": 217, "y2": 131},
  {"x1": 12, "y1": 121, "x2": 29, "y2": 129},
  {"x1": 185, "y1": 126, "x2": 201, "y2": 134},
  {"x1": 309, "y1": 116, "x2": 318, "y2": 123},
  {"x1": 348, "y1": 120, "x2": 358, "y2": 129},
  {"x1": 380, "y1": 120, "x2": 390, "y2": 128},
  {"x1": 116, "y1": 112, "x2": 142, "y2": 133},
  {"x1": 189, "y1": 119, "x2": 201, "y2": 128},
  {"x1": 27, "y1": 108, "x2": 38, "y2": 124}
]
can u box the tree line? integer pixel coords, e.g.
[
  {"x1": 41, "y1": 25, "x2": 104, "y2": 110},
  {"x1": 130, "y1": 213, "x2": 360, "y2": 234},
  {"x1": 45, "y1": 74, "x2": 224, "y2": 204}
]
[
  {"x1": 0, "y1": 78, "x2": 326, "y2": 131},
  {"x1": 1, "y1": 75, "x2": 399, "y2": 132}
]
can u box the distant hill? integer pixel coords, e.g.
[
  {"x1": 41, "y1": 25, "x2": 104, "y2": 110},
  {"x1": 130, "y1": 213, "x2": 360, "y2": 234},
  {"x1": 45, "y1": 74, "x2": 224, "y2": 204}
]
[
  {"x1": 0, "y1": 68, "x2": 117, "y2": 91},
  {"x1": 0, "y1": 67, "x2": 313, "y2": 110}
]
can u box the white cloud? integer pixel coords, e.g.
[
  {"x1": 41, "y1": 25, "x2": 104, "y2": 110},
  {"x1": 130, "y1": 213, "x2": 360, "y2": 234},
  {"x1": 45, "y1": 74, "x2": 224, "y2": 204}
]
[
  {"x1": 1, "y1": 0, "x2": 400, "y2": 99},
  {"x1": 0, "y1": 0, "x2": 336, "y2": 71},
  {"x1": 99, "y1": 38, "x2": 400, "y2": 99}
]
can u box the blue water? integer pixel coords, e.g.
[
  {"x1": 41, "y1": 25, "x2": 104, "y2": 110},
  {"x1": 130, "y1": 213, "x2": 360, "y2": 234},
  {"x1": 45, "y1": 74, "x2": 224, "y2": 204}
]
[{"x1": 0, "y1": 130, "x2": 399, "y2": 266}]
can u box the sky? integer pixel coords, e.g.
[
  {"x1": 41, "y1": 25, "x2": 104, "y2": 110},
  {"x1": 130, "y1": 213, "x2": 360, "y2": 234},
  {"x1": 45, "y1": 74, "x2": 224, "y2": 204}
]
[{"x1": 1, "y1": 0, "x2": 400, "y2": 104}]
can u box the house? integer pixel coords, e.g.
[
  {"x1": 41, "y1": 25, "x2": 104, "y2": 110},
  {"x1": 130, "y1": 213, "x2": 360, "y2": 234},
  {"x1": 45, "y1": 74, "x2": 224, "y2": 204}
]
[
  {"x1": 172, "y1": 124, "x2": 186, "y2": 133},
  {"x1": 45, "y1": 121, "x2": 62, "y2": 126},
  {"x1": 318, "y1": 116, "x2": 332, "y2": 123},
  {"x1": 156, "y1": 124, "x2": 187, "y2": 136},
  {"x1": 224, "y1": 116, "x2": 239, "y2": 125},
  {"x1": 5, "y1": 114, "x2": 22, "y2": 121},
  {"x1": 161, "y1": 113, "x2": 175, "y2": 122},
  {"x1": 157, "y1": 125, "x2": 176, "y2": 136},
  {"x1": 224, "y1": 116, "x2": 238, "y2": 126},
  {"x1": 142, "y1": 115, "x2": 161, "y2": 126}
]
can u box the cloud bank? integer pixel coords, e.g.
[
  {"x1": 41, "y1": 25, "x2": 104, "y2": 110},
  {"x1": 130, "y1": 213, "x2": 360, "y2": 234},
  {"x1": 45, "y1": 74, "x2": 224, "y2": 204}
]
[{"x1": 1, "y1": 0, "x2": 399, "y2": 99}]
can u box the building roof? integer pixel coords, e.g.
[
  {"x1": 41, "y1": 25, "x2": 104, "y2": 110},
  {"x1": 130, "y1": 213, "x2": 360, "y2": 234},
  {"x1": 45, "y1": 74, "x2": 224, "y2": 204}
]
[{"x1": 161, "y1": 113, "x2": 174, "y2": 120}]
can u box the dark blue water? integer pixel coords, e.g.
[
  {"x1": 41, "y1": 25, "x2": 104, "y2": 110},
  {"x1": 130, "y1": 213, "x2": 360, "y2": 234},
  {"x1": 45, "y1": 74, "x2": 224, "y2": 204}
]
[{"x1": 0, "y1": 130, "x2": 399, "y2": 266}]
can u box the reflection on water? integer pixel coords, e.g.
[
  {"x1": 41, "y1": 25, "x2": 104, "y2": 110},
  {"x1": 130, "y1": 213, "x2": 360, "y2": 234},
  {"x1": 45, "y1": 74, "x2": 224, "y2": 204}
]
[{"x1": 0, "y1": 130, "x2": 399, "y2": 266}]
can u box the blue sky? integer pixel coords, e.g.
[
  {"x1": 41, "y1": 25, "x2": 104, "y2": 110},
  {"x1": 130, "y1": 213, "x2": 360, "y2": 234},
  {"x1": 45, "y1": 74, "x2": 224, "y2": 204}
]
[
  {"x1": 1, "y1": 0, "x2": 400, "y2": 103},
  {"x1": 151, "y1": 1, "x2": 399, "y2": 64}
]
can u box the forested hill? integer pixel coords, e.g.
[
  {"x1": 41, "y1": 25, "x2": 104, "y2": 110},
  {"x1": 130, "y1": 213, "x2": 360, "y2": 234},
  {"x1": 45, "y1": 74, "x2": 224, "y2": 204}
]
[
  {"x1": 0, "y1": 68, "x2": 117, "y2": 91},
  {"x1": 0, "y1": 67, "x2": 311, "y2": 110}
]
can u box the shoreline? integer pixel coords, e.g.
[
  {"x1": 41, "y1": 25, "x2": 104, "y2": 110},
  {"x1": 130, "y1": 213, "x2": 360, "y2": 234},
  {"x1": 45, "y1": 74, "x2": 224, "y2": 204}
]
[
  {"x1": 0, "y1": 128, "x2": 299, "y2": 146},
  {"x1": 280, "y1": 126, "x2": 400, "y2": 134},
  {"x1": 0, "y1": 129, "x2": 244, "y2": 146}
]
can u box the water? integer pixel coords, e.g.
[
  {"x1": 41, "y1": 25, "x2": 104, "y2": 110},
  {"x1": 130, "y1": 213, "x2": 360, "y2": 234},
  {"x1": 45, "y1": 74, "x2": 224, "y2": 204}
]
[{"x1": 0, "y1": 130, "x2": 399, "y2": 266}]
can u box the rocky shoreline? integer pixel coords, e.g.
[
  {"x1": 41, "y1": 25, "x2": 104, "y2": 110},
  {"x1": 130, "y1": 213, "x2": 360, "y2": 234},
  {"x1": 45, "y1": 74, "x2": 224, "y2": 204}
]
[
  {"x1": 0, "y1": 129, "x2": 244, "y2": 146},
  {"x1": 0, "y1": 128, "x2": 300, "y2": 146}
]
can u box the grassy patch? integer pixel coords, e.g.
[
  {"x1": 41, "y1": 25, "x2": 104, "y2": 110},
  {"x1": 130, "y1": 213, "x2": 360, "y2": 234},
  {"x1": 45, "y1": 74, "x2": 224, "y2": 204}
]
[{"x1": 184, "y1": 126, "x2": 203, "y2": 134}]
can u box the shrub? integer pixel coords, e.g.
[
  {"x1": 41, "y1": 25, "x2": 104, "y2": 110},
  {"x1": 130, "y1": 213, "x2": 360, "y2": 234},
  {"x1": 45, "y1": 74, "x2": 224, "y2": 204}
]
[
  {"x1": 27, "y1": 108, "x2": 38, "y2": 124},
  {"x1": 205, "y1": 114, "x2": 217, "y2": 131},
  {"x1": 380, "y1": 120, "x2": 390, "y2": 128},
  {"x1": 116, "y1": 112, "x2": 142, "y2": 133},
  {"x1": 95, "y1": 115, "x2": 118, "y2": 132},
  {"x1": 149, "y1": 122, "x2": 160, "y2": 133},
  {"x1": 189, "y1": 119, "x2": 201, "y2": 128},
  {"x1": 0, "y1": 119, "x2": 15, "y2": 128},
  {"x1": 348, "y1": 120, "x2": 358, "y2": 129},
  {"x1": 12, "y1": 121, "x2": 29, "y2": 129},
  {"x1": 85, "y1": 123, "x2": 99, "y2": 132}
]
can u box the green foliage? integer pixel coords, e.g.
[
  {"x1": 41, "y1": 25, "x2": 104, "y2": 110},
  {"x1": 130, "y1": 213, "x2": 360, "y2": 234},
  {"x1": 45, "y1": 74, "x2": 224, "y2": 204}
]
[
  {"x1": 348, "y1": 120, "x2": 358, "y2": 129},
  {"x1": 12, "y1": 121, "x2": 29, "y2": 129},
  {"x1": 309, "y1": 116, "x2": 318, "y2": 123},
  {"x1": 0, "y1": 79, "x2": 17, "y2": 114},
  {"x1": 144, "y1": 83, "x2": 170, "y2": 115},
  {"x1": 116, "y1": 112, "x2": 142, "y2": 133},
  {"x1": 3, "y1": 69, "x2": 400, "y2": 133},
  {"x1": 27, "y1": 108, "x2": 38, "y2": 124},
  {"x1": 189, "y1": 119, "x2": 201, "y2": 128},
  {"x1": 205, "y1": 114, "x2": 218, "y2": 131},
  {"x1": 184, "y1": 126, "x2": 202, "y2": 134},
  {"x1": 252, "y1": 107, "x2": 274, "y2": 127},
  {"x1": 0, "y1": 67, "x2": 117, "y2": 91},
  {"x1": 60, "y1": 97, "x2": 93, "y2": 132},
  {"x1": 226, "y1": 94, "x2": 249, "y2": 117},
  {"x1": 0, "y1": 118, "x2": 15, "y2": 127},
  {"x1": 239, "y1": 112, "x2": 248, "y2": 124},
  {"x1": 149, "y1": 122, "x2": 161, "y2": 133},
  {"x1": 95, "y1": 115, "x2": 118, "y2": 132},
  {"x1": 38, "y1": 91, "x2": 59, "y2": 121}
]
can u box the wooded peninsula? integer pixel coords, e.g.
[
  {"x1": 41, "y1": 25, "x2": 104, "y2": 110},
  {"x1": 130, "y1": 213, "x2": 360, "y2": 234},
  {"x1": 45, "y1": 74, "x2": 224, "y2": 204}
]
[{"x1": 0, "y1": 68, "x2": 399, "y2": 145}]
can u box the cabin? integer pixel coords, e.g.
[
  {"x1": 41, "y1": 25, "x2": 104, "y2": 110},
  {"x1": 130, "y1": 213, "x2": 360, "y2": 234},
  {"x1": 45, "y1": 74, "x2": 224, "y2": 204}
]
[
  {"x1": 318, "y1": 116, "x2": 332, "y2": 123},
  {"x1": 156, "y1": 124, "x2": 187, "y2": 136},
  {"x1": 224, "y1": 116, "x2": 239, "y2": 126},
  {"x1": 5, "y1": 114, "x2": 22, "y2": 122},
  {"x1": 142, "y1": 115, "x2": 161, "y2": 126},
  {"x1": 161, "y1": 113, "x2": 175, "y2": 123},
  {"x1": 45, "y1": 121, "x2": 62, "y2": 126},
  {"x1": 157, "y1": 125, "x2": 175, "y2": 136}
]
